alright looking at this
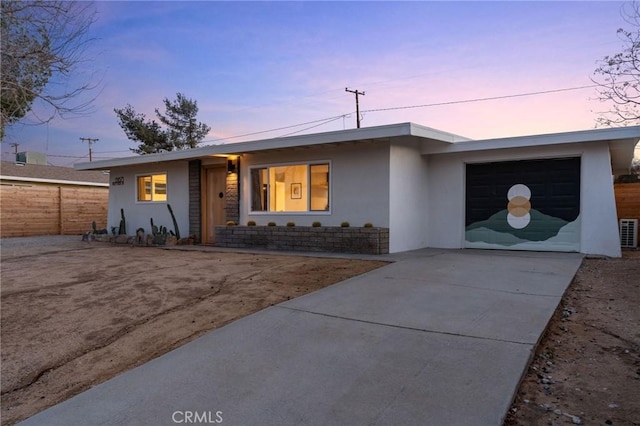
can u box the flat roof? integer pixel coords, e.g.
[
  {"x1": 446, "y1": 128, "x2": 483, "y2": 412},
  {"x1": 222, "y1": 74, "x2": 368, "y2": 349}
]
[
  {"x1": 421, "y1": 125, "x2": 640, "y2": 154},
  {"x1": 75, "y1": 123, "x2": 640, "y2": 171},
  {"x1": 74, "y1": 123, "x2": 469, "y2": 170},
  {"x1": 421, "y1": 125, "x2": 640, "y2": 172}
]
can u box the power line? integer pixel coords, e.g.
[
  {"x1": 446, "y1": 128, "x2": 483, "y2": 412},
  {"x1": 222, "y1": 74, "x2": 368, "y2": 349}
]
[
  {"x1": 204, "y1": 83, "x2": 603, "y2": 144},
  {"x1": 201, "y1": 114, "x2": 350, "y2": 144},
  {"x1": 48, "y1": 154, "x2": 104, "y2": 159},
  {"x1": 33, "y1": 83, "x2": 609, "y2": 165},
  {"x1": 277, "y1": 115, "x2": 346, "y2": 138},
  {"x1": 361, "y1": 84, "x2": 600, "y2": 114}
]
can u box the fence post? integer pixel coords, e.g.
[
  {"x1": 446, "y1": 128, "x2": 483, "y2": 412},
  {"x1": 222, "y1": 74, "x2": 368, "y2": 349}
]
[{"x1": 59, "y1": 187, "x2": 63, "y2": 235}]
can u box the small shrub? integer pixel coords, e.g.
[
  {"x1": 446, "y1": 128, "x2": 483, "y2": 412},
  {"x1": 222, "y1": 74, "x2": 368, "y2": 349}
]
[
  {"x1": 363, "y1": 222, "x2": 373, "y2": 228},
  {"x1": 247, "y1": 220, "x2": 257, "y2": 226},
  {"x1": 312, "y1": 221, "x2": 322, "y2": 227},
  {"x1": 226, "y1": 221, "x2": 236, "y2": 226},
  {"x1": 341, "y1": 221, "x2": 350, "y2": 227},
  {"x1": 268, "y1": 221, "x2": 277, "y2": 226},
  {"x1": 286, "y1": 221, "x2": 295, "y2": 227}
]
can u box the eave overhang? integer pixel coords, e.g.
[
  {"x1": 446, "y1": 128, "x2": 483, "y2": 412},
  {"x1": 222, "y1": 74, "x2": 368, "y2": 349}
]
[{"x1": 74, "y1": 123, "x2": 469, "y2": 171}]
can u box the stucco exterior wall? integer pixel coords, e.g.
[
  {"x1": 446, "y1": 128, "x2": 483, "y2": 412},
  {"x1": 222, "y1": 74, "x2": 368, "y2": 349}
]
[
  {"x1": 106, "y1": 161, "x2": 190, "y2": 237},
  {"x1": 389, "y1": 139, "x2": 430, "y2": 252},
  {"x1": 425, "y1": 153, "x2": 464, "y2": 249},
  {"x1": 426, "y1": 142, "x2": 622, "y2": 257},
  {"x1": 580, "y1": 144, "x2": 621, "y2": 257},
  {"x1": 240, "y1": 142, "x2": 391, "y2": 228}
]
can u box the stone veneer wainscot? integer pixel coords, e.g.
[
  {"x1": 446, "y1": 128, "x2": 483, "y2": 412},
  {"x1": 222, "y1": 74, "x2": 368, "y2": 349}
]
[{"x1": 215, "y1": 225, "x2": 389, "y2": 255}]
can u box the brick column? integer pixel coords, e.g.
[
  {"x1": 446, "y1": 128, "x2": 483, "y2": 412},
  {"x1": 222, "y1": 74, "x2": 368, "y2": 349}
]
[
  {"x1": 188, "y1": 160, "x2": 201, "y2": 243},
  {"x1": 225, "y1": 167, "x2": 240, "y2": 224}
]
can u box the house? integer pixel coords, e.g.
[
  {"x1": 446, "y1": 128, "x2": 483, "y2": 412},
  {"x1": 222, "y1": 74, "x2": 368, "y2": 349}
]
[
  {"x1": 1, "y1": 156, "x2": 110, "y2": 237},
  {"x1": 75, "y1": 123, "x2": 640, "y2": 257}
]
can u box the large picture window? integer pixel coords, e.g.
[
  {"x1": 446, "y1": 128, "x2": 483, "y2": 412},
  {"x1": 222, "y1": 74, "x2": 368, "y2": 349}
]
[
  {"x1": 251, "y1": 163, "x2": 329, "y2": 212},
  {"x1": 137, "y1": 173, "x2": 167, "y2": 202}
]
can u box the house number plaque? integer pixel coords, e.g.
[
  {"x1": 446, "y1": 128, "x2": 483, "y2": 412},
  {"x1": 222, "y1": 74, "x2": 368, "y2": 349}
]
[{"x1": 112, "y1": 176, "x2": 125, "y2": 186}]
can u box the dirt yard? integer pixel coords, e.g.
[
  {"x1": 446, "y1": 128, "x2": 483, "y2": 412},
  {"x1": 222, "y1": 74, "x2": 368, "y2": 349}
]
[
  {"x1": 0, "y1": 237, "x2": 387, "y2": 425},
  {"x1": 2, "y1": 238, "x2": 639, "y2": 426},
  {"x1": 505, "y1": 250, "x2": 640, "y2": 426}
]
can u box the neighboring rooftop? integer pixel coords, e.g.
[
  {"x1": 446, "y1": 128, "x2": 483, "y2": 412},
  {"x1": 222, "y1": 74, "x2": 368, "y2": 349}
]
[{"x1": 1, "y1": 161, "x2": 110, "y2": 186}]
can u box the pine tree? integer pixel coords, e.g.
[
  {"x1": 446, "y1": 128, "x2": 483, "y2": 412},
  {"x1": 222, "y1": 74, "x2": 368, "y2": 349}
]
[
  {"x1": 114, "y1": 93, "x2": 211, "y2": 154},
  {"x1": 156, "y1": 93, "x2": 211, "y2": 149}
]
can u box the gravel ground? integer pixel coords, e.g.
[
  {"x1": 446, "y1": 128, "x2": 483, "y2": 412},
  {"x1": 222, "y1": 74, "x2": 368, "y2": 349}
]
[
  {"x1": 1, "y1": 236, "x2": 88, "y2": 257},
  {"x1": 505, "y1": 250, "x2": 640, "y2": 426}
]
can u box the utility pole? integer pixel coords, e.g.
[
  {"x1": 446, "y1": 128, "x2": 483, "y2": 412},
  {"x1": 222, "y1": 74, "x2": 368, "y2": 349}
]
[
  {"x1": 79, "y1": 137, "x2": 99, "y2": 162},
  {"x1": 9, "y1": 143, "x2": 20, "y2": 162},
  {"x1": 345, "y1": 87, "x2": 365, "y2": 128}
]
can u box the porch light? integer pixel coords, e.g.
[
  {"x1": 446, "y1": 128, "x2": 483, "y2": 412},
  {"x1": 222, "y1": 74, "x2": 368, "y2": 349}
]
[{"x1": 227, "y1": 158, "x2": 237, "y2": 174}]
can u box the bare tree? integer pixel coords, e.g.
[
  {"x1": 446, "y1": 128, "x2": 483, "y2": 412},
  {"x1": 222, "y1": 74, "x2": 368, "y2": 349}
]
[
  {"x1": 0, "y1": 1, "x2": 99, "y2": 139},
  {"x1": 593, "y1": 2, "x2": 640, "y2": 127}
]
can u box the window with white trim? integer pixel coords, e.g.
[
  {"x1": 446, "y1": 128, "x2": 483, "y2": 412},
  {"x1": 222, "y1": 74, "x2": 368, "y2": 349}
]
[
  {"x1": 250, "y1": 163, "x2": 329, "y2": 212},
  {"x1": 137, "y1": 173, "x2": 167, "y2": 202}
]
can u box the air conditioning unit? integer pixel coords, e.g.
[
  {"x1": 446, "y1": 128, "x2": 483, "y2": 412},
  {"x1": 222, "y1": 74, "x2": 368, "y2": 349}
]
[{"x1": 619, "y1": 219, "x2": 638, "y2": 248}]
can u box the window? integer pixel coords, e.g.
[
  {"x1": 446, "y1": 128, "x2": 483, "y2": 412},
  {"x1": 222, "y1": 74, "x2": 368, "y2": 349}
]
[
  {"x1": 137, "y1": 173, "x2": 167, "y2": 202},
  {"x1": 251, "y1": 163, "x2": 330, "y2": 212}
]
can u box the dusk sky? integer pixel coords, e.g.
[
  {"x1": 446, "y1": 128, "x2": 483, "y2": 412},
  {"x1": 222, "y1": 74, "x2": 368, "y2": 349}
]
[{"x1": 2, "y1": 1, "x2": 637, "y2": 166}]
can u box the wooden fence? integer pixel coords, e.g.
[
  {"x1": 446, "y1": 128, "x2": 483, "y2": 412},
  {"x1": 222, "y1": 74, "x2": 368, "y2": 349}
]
[
  {"x1": 614, "y1": 183, "x2": 640, "y2": 244},
  {"x1": 0, "y1": 185, "x2": 108, "y2": 237}
]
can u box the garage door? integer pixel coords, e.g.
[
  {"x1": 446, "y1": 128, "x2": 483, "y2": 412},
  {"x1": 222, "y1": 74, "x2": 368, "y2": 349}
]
[{"x1": 465, "y1": 157, "x2": 581, "y2": 252}]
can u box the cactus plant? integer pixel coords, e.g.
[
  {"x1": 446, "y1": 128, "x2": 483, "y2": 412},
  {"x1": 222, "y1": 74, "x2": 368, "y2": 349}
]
[
  {"x1": 167, "y1": 204, "x2": 180, "y2": 239},
  {"x1": 91, "y1": 221, "x2": 108, "y2": 234},
  {"x1": 247, "y1": 220, "x2": 256, "y2": 226},
  {"x1": 341, "y1": 221, "x2": 350, "y2": 227},
  {"x1": 118, "y1": 208, "x2": 127, "y2": 235},
  {"x1": 312, "y1": 221, "x2": 322, "y2": 227},
  {"x1": 150, "y1": 218, "x2": 159, "y2": 235},
  {"x1": 364, "y1": 222, "x2": 373, "y2": 228},
  {"x1": 150, "y1": 218, "x2": 169, "y2": 244}
]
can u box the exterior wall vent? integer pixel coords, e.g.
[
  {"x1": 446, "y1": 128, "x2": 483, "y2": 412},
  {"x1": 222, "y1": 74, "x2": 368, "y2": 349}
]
[{"x1": 619, "y1": 219, "x2": 638, "y2": 248}]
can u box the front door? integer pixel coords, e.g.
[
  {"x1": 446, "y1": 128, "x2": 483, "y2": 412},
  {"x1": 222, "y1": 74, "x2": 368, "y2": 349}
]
[{"x1": 204, "y1": 166, "x2": 227, "y2": 244}]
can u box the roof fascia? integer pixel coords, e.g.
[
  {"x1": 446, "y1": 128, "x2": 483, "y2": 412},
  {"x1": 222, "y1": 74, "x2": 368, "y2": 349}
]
[
  {"x1": 0, "y1": 175, "x2": 110, "y2": 187},
  {"x1": 76, "y1": 122, "x2": 463, "y2": 171},
  {"x1": 409, "y1": 122, "x2": 472, "y2": 142},
  {"x1": 421, "y1": 126, "x2": 640, "y2": 155},
  {"x1": 609, "y1": 138, "x2": 639, "y2": 173}
]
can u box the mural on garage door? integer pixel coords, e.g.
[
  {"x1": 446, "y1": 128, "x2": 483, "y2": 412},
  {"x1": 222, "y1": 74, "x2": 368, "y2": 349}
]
[{"x1": 465, "y1": 158, "x2": 581, "y2": 251}]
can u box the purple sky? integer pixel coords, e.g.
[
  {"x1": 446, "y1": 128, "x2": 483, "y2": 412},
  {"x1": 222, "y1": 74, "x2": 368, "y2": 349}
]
[{"x1": 2, "y1": 1, "x2": 637, "y2": 166}]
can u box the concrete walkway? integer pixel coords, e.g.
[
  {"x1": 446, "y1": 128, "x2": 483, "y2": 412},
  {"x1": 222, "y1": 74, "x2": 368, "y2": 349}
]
[{"x1": 19, "y1": 249, "x2": 583, "y2": 426}]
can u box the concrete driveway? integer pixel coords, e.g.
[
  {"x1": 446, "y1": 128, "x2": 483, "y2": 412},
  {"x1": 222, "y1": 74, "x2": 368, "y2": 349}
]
[{"x1": 19, "y1": 248, "x2": 583, "y2": 426}]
